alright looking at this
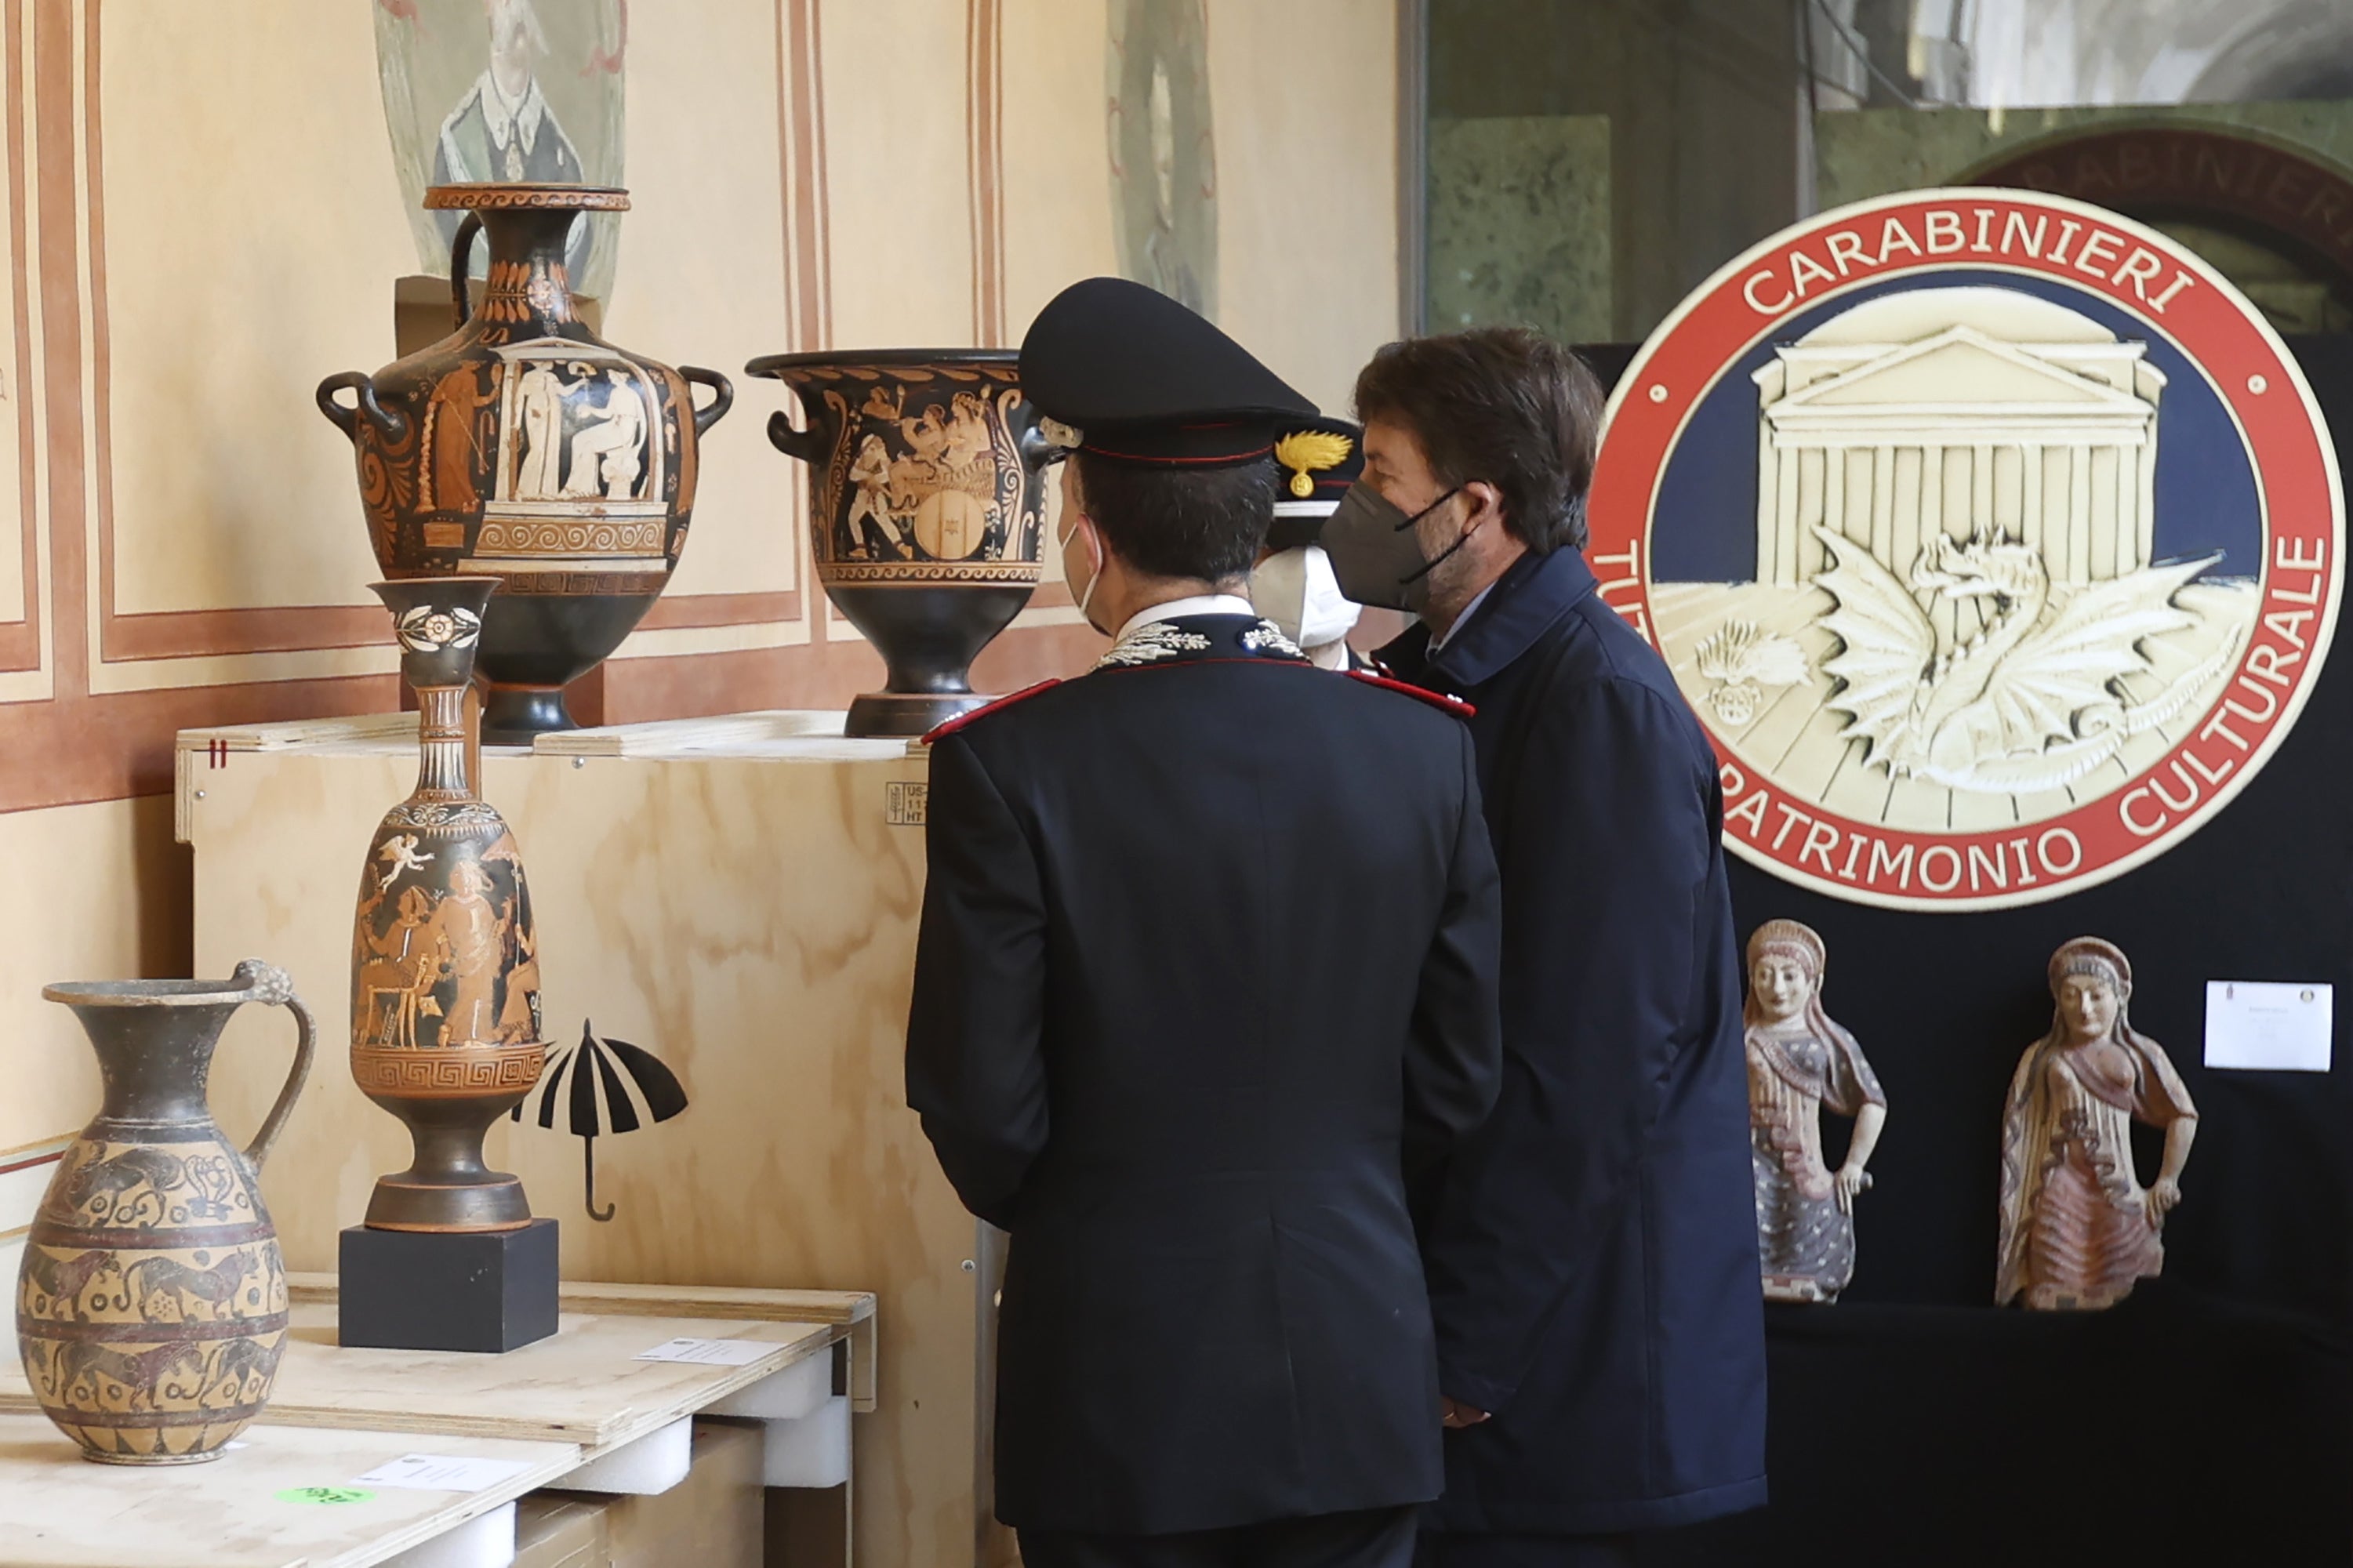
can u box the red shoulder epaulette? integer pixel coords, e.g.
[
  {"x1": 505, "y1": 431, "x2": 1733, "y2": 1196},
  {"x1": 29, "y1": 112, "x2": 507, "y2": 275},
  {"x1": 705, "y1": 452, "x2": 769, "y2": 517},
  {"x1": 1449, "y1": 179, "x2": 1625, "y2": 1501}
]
[
  {"x1": 1345, "y1": 668, "x2": 1476, "y2": 719},
  {"x1": 920, "y1": 680, "x2": 1062, "y2": 744}
]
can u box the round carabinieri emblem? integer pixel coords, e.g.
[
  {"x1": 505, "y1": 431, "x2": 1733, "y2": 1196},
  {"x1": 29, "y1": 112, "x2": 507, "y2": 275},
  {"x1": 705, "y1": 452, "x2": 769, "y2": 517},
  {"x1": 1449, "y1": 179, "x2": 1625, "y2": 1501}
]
[{"x1": 1589, "y1": 190, "x2": 2342, "y2": 911}]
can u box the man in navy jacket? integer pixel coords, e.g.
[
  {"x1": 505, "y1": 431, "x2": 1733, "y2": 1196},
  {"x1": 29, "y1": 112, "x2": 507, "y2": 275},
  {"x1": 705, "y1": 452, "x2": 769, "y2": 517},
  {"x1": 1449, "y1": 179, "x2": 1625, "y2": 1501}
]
[{"x1": 1328, "y1": 328, "x2": 1767, "y2": 1567}]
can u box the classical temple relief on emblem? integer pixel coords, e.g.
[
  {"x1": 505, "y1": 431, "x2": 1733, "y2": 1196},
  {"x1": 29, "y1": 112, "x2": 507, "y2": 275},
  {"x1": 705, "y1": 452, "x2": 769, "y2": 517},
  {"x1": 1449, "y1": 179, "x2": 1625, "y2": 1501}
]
[{"x1": 1654, "y1": 287, "x2": 2257, "y2": 837}]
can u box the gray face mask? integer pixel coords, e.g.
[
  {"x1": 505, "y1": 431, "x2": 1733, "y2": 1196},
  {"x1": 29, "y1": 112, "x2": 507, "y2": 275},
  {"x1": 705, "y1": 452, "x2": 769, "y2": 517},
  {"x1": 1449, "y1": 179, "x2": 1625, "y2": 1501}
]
[{"x1": 1320, "y1": 482, "x2": 1466, "y2": 614}]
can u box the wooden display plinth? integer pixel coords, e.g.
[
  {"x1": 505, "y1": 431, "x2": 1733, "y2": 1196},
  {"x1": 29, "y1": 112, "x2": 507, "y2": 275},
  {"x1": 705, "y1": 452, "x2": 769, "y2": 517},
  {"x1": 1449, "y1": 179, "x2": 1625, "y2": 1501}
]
[
  {"x1": 0, "y1": 1285, "x2": 867, "y2": 1567},
  {"x1": 176, "y1": 711, "x2": 1000, "y2": 1568},
  {"x1": 340, "y1": 1218, "x2": 561, "y2": 1352},
  {"x1": 0, "y1": 1300, "x2": 838, "y2": 1450},
  {"x1": 0, "y1": 1414, "x2": 578, "y2": 1568}
]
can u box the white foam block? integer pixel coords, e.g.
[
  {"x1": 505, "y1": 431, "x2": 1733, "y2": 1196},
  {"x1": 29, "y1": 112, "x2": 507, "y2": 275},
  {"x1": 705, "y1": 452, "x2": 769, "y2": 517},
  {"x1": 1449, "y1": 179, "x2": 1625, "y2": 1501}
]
[
  {"x1": 703, "y1": 1349, "x2": 831, "y2": 1421},
  {"x1": 381, "y1": 1500, "x2": 516, "y2": 1568},
  {"x1": 761, "y1": 1395, "x2": 852, "y2": 1490},
  {"x1": 544, "y1": 1415, "x2": 693, "y2": 1496}
]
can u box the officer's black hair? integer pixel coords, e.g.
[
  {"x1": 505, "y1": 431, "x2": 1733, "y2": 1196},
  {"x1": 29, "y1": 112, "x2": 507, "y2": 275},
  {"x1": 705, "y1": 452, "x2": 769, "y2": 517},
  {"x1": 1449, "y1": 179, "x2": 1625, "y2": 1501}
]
[
  {"x1": 1069, "y1": 452, "x2": 1276, "y2": 586},
  {"x1": 1351, "y1": 327, "x2": 1603, "y2": 553}
]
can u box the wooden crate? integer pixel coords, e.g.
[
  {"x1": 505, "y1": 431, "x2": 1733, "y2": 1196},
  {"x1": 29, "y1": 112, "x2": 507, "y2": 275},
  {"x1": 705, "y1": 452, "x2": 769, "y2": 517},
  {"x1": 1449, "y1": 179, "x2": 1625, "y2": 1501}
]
[{"x1": 176, "y1": 715, "x2": 991, "y2": 1568}]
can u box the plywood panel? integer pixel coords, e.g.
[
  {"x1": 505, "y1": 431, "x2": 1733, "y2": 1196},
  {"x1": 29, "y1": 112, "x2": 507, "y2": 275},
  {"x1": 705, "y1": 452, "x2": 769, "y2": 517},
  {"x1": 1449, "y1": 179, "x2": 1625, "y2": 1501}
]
[
  {"x1": 0, "y1": 1413, "x2": 577, "y2": 1568},
  {"x1": 281, "y1": 1274, "x2": 880, "y2": 1412},
  {"x1": 0, "y1": 797, "x2": 180, "y2": 1151},
  {"x1": 0, "y1": 1305, "x2": 833, "y2": 1454},
  {"x1": 183, "y1": 733, "x2": 974, "y2": 1568}
]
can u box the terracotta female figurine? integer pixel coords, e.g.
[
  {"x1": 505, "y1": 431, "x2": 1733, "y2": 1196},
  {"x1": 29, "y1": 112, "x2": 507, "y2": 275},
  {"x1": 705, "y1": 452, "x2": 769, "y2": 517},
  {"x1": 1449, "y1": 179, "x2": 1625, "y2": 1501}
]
[
  {"x1": 1745, "y1": 920, "x2": 1887, "y2": 1302},
  {"x1": 1996, "y1": 937, "x2": 2199, "y2": 1311}
]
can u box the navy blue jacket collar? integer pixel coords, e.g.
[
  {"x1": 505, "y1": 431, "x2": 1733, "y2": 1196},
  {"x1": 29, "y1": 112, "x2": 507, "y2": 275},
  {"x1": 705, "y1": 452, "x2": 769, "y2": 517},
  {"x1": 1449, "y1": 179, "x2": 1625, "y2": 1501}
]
[{"x1": 1378, "y1": 546, "x2": 1600, "y2": 691}]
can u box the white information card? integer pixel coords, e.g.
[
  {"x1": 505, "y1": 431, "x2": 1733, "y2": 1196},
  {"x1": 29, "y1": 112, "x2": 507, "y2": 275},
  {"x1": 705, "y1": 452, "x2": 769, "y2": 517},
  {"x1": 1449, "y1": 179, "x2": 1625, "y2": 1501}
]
[
  {"x1": 634, "y1": 1335, "x2": 775, "y2": 1367},
  {"x1": 350, "y1": 1454, "x2": 539, "y2": 1492},
  {"x1": 2204, "y1": 981, "x2": 2333, "y2": 1073}
]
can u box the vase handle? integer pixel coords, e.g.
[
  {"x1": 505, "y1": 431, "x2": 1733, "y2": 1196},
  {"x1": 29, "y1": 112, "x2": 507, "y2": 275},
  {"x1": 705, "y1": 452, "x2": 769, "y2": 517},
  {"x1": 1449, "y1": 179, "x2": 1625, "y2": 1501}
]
[
  {"x1": 765, "y1": 409, "x2": 826, "y2": 465},
  {"x1": 231, "y1": 958, "x2": 315, "y2": 1175},
  {"x1": 316, "y1": 372, "x2": 407, "y2": 445},
  {"x1": 679, "y1": 366, "x2": 734, "y2": 437},
  {"x1": 448, "y1": 212, "x2": 483, "y2": 329}
]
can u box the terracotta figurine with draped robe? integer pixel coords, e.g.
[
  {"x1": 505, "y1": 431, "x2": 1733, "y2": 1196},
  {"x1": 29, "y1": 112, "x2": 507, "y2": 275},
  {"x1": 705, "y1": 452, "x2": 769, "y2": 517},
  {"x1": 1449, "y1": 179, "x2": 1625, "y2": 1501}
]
[
  {"x1": 1745, "y1": 920, "x2": 1887, "y2": 1302},
  {"x1": 1996, "y1": 937, "x2": 2199, "y2": 1312}
]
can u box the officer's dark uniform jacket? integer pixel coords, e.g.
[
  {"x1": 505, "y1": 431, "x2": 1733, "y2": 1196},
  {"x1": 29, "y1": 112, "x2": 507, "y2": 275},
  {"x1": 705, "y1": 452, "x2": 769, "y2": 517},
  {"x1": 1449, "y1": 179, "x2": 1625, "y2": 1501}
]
[
  {"x1": 1381, "y1": 546, "x2": 1769, "y2": 1535},
  {"x1": 906, "y1": 611, "x2": 1505, "y2": 1536}
]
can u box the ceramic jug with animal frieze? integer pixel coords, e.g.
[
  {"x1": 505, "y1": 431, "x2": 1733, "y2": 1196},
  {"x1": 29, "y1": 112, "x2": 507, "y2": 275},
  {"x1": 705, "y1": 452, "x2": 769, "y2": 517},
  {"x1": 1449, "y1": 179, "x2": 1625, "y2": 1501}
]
[{"x1": 14, "y1": 962, "x2": 314, "y2": 1463}]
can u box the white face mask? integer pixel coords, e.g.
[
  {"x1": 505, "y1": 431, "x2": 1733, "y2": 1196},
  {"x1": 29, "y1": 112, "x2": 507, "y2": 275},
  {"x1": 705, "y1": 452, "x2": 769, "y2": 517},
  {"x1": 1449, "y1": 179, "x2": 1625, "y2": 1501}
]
[
  {"x1": 1057, "y1": 506, "x2": 1105, "y2": 630},
  {"x1": 1247, "y1": 544, "x2": 1361, "y2": 649}
]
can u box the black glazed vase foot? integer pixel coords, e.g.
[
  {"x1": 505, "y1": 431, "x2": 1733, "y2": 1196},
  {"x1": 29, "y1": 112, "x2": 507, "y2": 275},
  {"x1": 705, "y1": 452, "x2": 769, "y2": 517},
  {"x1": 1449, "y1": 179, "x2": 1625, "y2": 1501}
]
[{"x1": 481, "y1": 683, "x2": 576, "y2": 743}]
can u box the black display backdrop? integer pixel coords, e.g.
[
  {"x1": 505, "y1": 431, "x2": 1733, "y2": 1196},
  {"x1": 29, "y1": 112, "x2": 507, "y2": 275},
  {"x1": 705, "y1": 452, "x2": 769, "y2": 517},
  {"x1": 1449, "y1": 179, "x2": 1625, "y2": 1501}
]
[{"x1": 1570, "y1": 336, "x2": 2353, "y2": 1566}]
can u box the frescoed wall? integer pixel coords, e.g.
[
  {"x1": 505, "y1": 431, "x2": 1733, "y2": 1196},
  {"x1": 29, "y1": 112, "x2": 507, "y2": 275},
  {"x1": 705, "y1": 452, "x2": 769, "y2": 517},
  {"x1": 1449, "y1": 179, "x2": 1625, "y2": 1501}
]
[{"x1": 0, "y1": 0, "x2": 1403, "y2": 1261}]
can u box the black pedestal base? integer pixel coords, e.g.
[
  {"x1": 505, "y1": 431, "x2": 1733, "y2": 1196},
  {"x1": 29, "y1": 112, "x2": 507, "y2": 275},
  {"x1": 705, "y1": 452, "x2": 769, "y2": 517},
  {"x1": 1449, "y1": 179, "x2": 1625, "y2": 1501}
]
[{"x1": 338, "y1": 1218, "x2": 559, "y2": 1353}]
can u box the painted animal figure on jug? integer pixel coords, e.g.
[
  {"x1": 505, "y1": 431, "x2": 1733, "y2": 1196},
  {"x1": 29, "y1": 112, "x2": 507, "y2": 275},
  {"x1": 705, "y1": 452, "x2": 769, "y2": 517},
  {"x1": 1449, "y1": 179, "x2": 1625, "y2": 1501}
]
[{"x1": 121, "y1": 1251, "x2": 262, "y2": 1325}]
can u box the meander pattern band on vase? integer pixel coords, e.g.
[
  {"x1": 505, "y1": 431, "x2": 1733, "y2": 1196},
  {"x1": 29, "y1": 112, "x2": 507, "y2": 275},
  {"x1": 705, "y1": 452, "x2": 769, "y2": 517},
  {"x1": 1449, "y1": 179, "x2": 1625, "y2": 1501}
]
[{"x1": 351, "y1": 1044, "x2": 546, "y2": 1098}]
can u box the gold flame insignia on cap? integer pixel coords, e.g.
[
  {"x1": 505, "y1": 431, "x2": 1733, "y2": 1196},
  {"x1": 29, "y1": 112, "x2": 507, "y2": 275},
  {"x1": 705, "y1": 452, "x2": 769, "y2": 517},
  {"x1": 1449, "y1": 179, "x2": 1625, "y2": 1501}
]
[{"x1": 1273, "y1": 429, "x2": 1353, "y2": 499}]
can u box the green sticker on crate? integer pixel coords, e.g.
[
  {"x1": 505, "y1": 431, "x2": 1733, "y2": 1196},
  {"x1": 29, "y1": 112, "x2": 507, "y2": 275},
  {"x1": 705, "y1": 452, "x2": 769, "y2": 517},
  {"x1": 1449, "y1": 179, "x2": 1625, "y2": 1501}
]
[{"x1": 275, "y1": 1486, "x2": 376, "y2": 1505}]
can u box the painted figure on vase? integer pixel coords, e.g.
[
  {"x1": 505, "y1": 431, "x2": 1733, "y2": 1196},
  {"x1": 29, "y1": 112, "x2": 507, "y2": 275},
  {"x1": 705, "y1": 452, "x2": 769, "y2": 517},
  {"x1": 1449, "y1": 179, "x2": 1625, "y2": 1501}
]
[
  {"x1": 1996, "y1": 937, "x2": 2199, "y2": 1311},
  {"x1": 748, "y1": 350, "x2": 1051, "y2": 736},
  {"x1": 1745, "y1": 919, "x2": 1887, "y2": 1303},
  {"x1": 316, "y1": 183, "x2": 732, "y2": 741}
]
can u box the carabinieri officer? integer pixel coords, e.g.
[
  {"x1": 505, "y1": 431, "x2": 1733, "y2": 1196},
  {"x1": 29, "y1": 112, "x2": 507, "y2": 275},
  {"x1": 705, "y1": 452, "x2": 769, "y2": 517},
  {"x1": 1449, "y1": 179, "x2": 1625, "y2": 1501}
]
[{"x1": 905, "y1": 276, "x2": 1506, "y2": 1568}]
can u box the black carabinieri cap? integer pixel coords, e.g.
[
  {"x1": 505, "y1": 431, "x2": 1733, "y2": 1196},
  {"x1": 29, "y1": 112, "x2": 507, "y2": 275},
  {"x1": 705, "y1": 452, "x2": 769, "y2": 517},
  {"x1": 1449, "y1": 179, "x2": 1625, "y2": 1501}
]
[
  {"x1": 1019, "y1": 277, "x2": 1316, "y2": 469},
  {"x1": 1266, "y1": 415, "x2": 1364, "y2": 551}
]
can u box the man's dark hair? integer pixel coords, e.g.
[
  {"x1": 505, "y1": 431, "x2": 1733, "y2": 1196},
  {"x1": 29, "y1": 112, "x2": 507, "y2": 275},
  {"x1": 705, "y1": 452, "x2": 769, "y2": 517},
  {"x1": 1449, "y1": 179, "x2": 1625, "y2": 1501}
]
[
  {"x1": 1070, "y1": 451, "x2": 1275, "y2": 583},
  {"x1": 1352, "y1": 327, "x2": 1606, "y2": 553}
]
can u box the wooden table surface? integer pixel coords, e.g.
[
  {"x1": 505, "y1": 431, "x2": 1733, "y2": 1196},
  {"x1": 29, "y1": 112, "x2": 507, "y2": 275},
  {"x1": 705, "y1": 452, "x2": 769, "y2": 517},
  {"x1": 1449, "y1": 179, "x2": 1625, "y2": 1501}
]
[
  {"x1": 281, "y1": 1273, "x2": 881, "y2": 1410},
  {"x1": 0, "y1": 1305, "x2": 841, "y2": 1456},
  {"x1": 0, "y1": 1413, "x2": 578, "y2": 1568}
]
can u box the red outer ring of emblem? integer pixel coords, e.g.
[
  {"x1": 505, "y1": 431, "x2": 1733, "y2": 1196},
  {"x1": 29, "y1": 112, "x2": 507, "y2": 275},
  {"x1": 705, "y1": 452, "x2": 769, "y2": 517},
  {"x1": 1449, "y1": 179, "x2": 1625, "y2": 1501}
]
[{"x1": 1588, "y1": 188, "x2": 2344, "y2": 912}]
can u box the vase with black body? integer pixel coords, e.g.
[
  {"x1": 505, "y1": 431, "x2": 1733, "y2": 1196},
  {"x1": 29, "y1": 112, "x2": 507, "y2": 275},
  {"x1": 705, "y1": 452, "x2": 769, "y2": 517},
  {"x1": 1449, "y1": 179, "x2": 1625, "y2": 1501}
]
[
  {"x1": 16, "y1": 961, "x2": 314, "y2": 1463},
  {"x1": 352, "y1": 576, "x2": 546, "y2": 1232},
  {"x1": 745, "y1": 350, "x2": 1051, "y2": 735},
  {"x1": 317, "y1": 183, "x2": 733, "y2": 741}
]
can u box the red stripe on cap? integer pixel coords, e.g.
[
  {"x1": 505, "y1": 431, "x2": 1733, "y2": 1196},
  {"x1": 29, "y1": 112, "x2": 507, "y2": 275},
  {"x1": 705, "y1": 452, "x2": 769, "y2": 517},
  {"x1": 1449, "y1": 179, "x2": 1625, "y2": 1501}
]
[{"x1": 1078, "y1": 443, "x2": 1275, "y2": 465}]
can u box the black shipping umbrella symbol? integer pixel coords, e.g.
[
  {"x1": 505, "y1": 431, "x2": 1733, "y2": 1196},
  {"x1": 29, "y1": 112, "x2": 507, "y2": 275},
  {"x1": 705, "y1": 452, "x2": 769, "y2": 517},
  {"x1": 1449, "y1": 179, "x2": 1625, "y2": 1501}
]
[{"x1": 511, "y1": 1020, "x2": 688, "y2": 1221}]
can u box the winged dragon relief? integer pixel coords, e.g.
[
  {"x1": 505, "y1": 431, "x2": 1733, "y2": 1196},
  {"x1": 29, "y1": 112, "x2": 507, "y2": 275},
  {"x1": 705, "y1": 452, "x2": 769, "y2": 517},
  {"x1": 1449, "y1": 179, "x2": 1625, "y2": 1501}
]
[{"x1": 1808, "y1": 524, "x2": 2243, "y2": 793}]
